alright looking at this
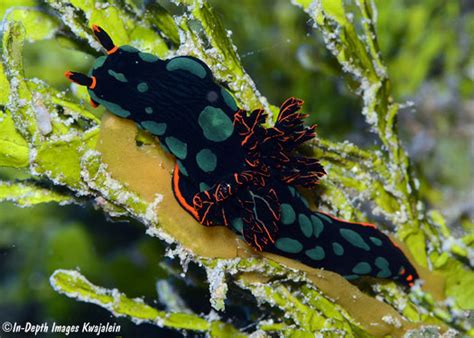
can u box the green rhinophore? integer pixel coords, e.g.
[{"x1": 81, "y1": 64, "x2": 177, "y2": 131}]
[
  {"x1": 332, "y1": 242, "x2": 344, "y2": 256},
  {"x1": 166, "y1": 57, "x2": 207, "y2": 79},
  {"x1": 275, "y1": 237, "x2": 303, "y2": 253},
  {"x1": 310, "y1": 215, "x2": 324, "y2": 238},
  {"x1": 220, "y1": 87, "x2": 238, "y2": 111},
  {"x1": 165, "y1": 136, "x2": 187, "y2": 160},
  {"x1": 196, "y1": 148, "x2": 217, "y2": 172},
  {"x1": 340, "y1": 228, "x2": 370, "y2": 251},
  {"x1": 375, "y1": 257, "x2": 391, "y2": 278},
  {"x1": 369, "y1": 236, "x2": 382, "y2": 246},
  {"x1": 352, "y1": 262, "x2": 372, "y2": 274},
  {"x1": 305, "y1": 246, "x2": 325, "y2": 260},
  {"x1": 141, "y1": 121, "x2": 167, "y2": 136},
  {"x1": 298, "y1": 214, "x2": 312, "y2": 238},
  {"x1": 108, "y1": 69, "x2": 128, "y2": 82},
  {"x1": 280, "y1": 203, "x2": 296, "y2": 225},
  {"x1": 139, "y1": 52, "x2": 159, "y2": 62},
  {"x1": 137, "y1": 82, "x2": 149, "y2": 92},
  {"x1": 198, "y1": 106, "x2": 234, "y2": 142}
]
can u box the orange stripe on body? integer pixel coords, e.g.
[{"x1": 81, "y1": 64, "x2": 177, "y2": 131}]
[
  {"x1": 173, "y1": 162, "x2": 200, "y2": 220},
  {"x1": 316, "y1": 210, "x2": 378, "y2": 229},
  {"x1": 89, "y1": 76, "x2": 97, "y2": 89}
]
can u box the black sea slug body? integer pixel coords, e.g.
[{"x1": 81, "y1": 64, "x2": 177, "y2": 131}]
[{"x1": 65, "y1": 25, "x2": 419, "y2": 287}]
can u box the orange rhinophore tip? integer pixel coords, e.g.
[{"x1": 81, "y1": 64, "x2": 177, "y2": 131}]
[
  {"x1": 64, "y1": 71, "x2": 94, "y2": 87},
  {"x1": 64, "y1": 71, "x2": 73, "y2": 79},
  {"x1": 92, "y1": 24, "x2": 101, "y2": 32}
]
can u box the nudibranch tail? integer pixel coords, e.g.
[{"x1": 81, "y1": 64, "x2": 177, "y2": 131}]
[{"x1": 263, "y1": 187, "x2": 420, "y2": 288}]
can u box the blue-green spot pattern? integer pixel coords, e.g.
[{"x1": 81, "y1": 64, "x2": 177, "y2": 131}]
[
  {"x1": 332, "y1": 242, "x2": 344, "y2": 256},
  {"x1": 165, "y1": 136, "x2": 187, "y2": 160},
  {"x1": 305, "y1": 246, "x2": 325, "y2": 260},
  {"x1": 108, "y1": 69, "x2": 127, "y2": 82},
  {"x1": 311, "y1": 215, "x2": 324, "y2": 238},
  {"x1": 196, "y1": 148, "x2": 217, "y2": 173},
  {"x1": 281, "y1": 203, "x2": 296, "y2": 225},
  {"x1": 137, "y1": 82, "x2": 149, "y2": 92},
  {"x1": 352, "y1": 262, "x2": 371, "y2": 274},
  {"x1": 198, "y1": 106, "x2": 234, "y2": 142},
  {"x1": 275, "y1": 238, "x2": 303, "y2": 253},
  {"x1": 166, "y1": 57, "x2": 207, "y2": 79},
  {"x1": 298, "y1": 214, "x2": 312, "y2": 238},
  {"x1": 141, "y1": 121, "x2": 166, "y2": 136},
  {"x1": 340, "y1": 228, "x2": 370, "y2": 251}
]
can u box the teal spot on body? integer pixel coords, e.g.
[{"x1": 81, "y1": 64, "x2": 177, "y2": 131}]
[
  {"x1": 138, "y1": 52, "x2": 159, "y2": 62},
  {"x1": 340, "y1": 228, "x2": 370, "y2": 251},
  {"x1": 145, "y1": 107, "x2": 153, "y2": 114},
  {"x1": 231, "y1": 218, "x2": 243, "y2": 234},
  {"x1": 198, "y1": 106, "x2": 234, "y2": 142},
  {"x1": 141, "y1": 121, "x2": 167, "y2": 136},
  {"x1": 137, "y1": 82, "x2": 149, "y2": 92},
  {"x1": 298, "y1": 214, "x2": 312, "y2": 238},
  {"x1": 89, "y1": 90, "x2": 130, "y2": 118},
  {"x1": 177, "y1": 160, "x2": 188, "y2": 176},
  {"x1": 196, "y1": 148, "x2": 217, "y2": 172},
  {"x1": 300, "y1": 196, "x2": 309, "y2": 208},
  {"x1": 288, "y1": 186, "x2": 296, "y2": 197},
  {"x1": 166, "y1": 57, "x2": 207, "y2": 79},
  {"x1": 280, "y1": 203, "x2": 296, "y2": 224},
  {"x1": 352, "y1": 262, "x2": 372, "y2": 274},
  {"x1": 305, "y1": 246, "x2": 325, "y2": 260},
  {"x1": 311, "y1": 215, "x2": 324, "y2": 238},
  {"x1": 332, "y1": 242, "x2": 344, "y2": 256},
  {"x1": 120, "y1": 45, "x2": 139, "y2": 53},
  {"x1": 92, "y1": 56, "x2": 107, "y2": 70},
  {"x1": 375, "y1": 257, "x2": 391, "y2": 278},
  {"x1": 344, "y1": 275, "x2": 360, "y2": 281},
  {"x1": 108, "y1": 69, "x2": 128, "y2": 82},
  {"x1": 370, "y1": 236, "x2": 383, "y2": 246},
  {"x1": 275, "y1": 238, "x2": 303, "y2": 253},
  {"x1": 199, "y1": 182, "x2": 210, "y2": 192},
  {"x1": 165, "y1": 136, "x2": 187, "y2": 159},
  {"x1": 316, "y1": 212, "x2": 333, "y2": 223},
  {"x1": 220, "y1": 88, "x2": 238, "y2": 111}
]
